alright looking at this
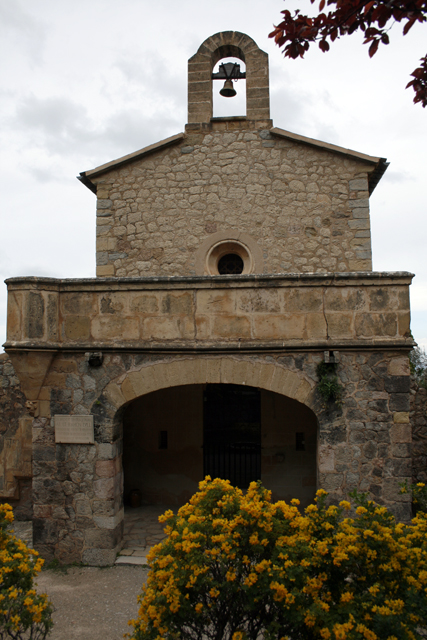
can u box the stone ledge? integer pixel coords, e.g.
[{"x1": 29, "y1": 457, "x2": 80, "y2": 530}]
[
  {"x1": 5, "y1": 271, "x2": 415, "y2": 290},
  {"x1": 3, "y1": 339, "x2": 415, "y2": 352}
]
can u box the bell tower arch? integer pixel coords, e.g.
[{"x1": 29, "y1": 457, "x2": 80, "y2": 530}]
[{"x1": 187, "y1": 31, "x2": 270, "y2": 124}]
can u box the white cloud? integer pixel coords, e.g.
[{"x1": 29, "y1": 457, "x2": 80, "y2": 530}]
[{"x1": 0, "y1": 1, "x2": 46, "y2": 65}]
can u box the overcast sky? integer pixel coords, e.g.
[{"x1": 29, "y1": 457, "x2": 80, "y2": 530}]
[{"x1": 1, "y1": 0, "x2": 426, "y2": 350}]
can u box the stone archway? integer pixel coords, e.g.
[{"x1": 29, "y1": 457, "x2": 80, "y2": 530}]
[
  {"x1": 104, "y1": 357, "x2": 316, "y2": 412},
  {"x1": 105, "y1": 356, "x2": 318, "y2": 511}
]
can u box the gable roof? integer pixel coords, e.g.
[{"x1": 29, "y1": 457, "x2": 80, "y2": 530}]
[
  {"x1": 78, "y1": 132, "x2": 185, "y2": 193},
  {"x1": 78, "y1": 127, "x2": 388, "y2": 195},
  {"x1": 271, "y1": 127, "x2": 388, "y2": 194}
]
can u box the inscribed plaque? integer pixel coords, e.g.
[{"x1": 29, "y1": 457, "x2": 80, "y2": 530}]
[{"x1": 54, "y1": 415, "x2": 94, "y2": 444}]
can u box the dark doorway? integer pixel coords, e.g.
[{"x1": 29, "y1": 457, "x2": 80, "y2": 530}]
[{"x1": 203, "y1": 384, "x2": 261, "y2": 488}]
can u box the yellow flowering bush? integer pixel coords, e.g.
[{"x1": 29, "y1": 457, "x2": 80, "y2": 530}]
[
  {"x1": 401, "y1": 481, "x2": 427, "y2": 513},
  {"x1": 128, "y1": 478, "x2": 427, "y2": 640},
  {"x1": 0, "y1": 504, "x2": 53, "y2": 639}
]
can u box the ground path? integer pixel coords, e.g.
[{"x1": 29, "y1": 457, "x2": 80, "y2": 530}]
[
  {"x1": 37, "y1": 565, "x2": 148, "y2": 640},
  {"x1": 14, "y1": 505, "x2": 174, "y2": 639}
]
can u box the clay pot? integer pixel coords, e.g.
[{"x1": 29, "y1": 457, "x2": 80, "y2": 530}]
[{"x1": 130, "y1": 490, "x2": 142, "y2": 508}]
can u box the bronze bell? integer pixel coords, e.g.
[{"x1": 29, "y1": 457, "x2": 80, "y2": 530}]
[{"x1": 219, "y1": 78, "x2": 236, "y2": 98}]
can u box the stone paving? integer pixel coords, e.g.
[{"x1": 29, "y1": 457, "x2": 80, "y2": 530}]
[{"x1": 116, "y1": 505, "x2": 176, "y2": 566}]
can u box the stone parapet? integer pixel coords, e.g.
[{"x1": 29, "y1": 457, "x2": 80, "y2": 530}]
[{"x1": 5, "y1": 272, "x2": 413, "y2": 353}]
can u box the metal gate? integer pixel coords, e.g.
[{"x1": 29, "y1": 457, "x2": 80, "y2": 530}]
[{"x1": 203, "y1": 384, "x2": 261, "y2": 488}]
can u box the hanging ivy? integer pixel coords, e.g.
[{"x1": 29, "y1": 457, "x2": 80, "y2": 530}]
[{"x1": 316, "y1": 361, "x2": 343, "y2": 407}]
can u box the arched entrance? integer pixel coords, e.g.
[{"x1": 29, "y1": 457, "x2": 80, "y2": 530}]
[{"x1": 115, "y1": 359, "x2": 319, "y2": 509}]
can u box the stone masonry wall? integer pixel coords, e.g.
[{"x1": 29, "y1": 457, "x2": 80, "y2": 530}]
[
  {"x1": 6, "y1": 275, "x2": 411, "y2": 349},
  {"x1": 411, "y1": 380, "x2": 427, "y2": 483},
  {"x1": 93, "y1": 122, "x2": 374, "y2": 278},
  {"x1": 30, "y1": 349, "x2": 412, "y2": 564},
  {"x1": 0, "y1": 353, "x2": 32, "y2": 518}
]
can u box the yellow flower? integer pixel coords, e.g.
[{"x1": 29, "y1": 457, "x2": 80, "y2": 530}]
[
  {"x1": 304, "y1": 612, "x2": 316, "y2": 628},
  {"x1": 316, "y1": 489, "x2": 328, "y2": 497},
  {"x1": 340, "y1": 591, "x2": 354, "y2": 603},
  {"x1": 249, "y1": 533, "x2": 259, "y2": 545},
  {"x1": 355, "y1": 624, "x2": 377, "y2": 640},
  {"x1": 305, "y1": 504, "x2": 318, "y2": 513},
  {"x1": 244, "y1": 573, "x2": 258, "y2": 587},
  {"x1": 332, "y1": 622, "x2": 354, "y2": 639},
  {"x1": 10, "y1": 614, "x2": 20, "y2": 628}
]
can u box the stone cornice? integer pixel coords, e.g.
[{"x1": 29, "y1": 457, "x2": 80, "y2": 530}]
[
  {"x1": 3, "y1": 340, "x2": 414, "y2": 352},
  {"x1": 5, "y1": 271, "x2": 414, "y2": 292}
]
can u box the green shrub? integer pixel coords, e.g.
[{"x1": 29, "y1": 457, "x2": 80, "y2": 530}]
[
  {"x1": 0, "y1": 504, "x2": 53, "y2": 639},
  {"x1": 316, "y1": 362, "x2": 343, "y2": 407},
  {"x1": 128, "y1": 478, "x2": 427, "y2": 640},
  {"x1": 409, "y1": 346, "x2": 427, "y2": 388}
]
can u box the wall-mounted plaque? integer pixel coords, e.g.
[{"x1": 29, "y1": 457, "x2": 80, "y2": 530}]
[{"x1": 54, "y1": 415, "x2": 94, "y2": 444}]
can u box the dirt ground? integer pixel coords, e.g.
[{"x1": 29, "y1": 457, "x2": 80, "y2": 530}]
[{"x1": 36, "y1": 565, "x2": 149, "y2": 640}]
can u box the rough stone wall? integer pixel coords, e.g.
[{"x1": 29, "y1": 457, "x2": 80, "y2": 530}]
[
  {"x1": 32, "y1": 352, "x2": 127, "y2": 565},
  {"x1": 93, "y1": 123, "x2": 374, "y2": 278},
  {"x1": 0, "y1": 353, "x2": 32, "y2": 518},
  {"x1": 411, "y1": 380, "x2": 427, "y2": 483},
  {"x1": 29, "y1": 349, "x2": 412, "y2": 564},
  {"x1": 320, "y1": 351, "x2": 412, "y2": 520}
]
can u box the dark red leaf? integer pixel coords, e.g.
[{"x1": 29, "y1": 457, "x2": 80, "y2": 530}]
[
  {"x1": 269, "y1": 0, "x2": 427, "y2": 107},
  {"x1": 364, "y1": 1, "x2": 375, "y2": 15},
  {"x1": 368, "y1": 39, "x2": 379, "y2": 57},
  {"x1": 319, "y1": 38, "x2": 330, "y2": 51},
  {"x1": 403, "y1": 18, "x2": 416, "y2": 35}
]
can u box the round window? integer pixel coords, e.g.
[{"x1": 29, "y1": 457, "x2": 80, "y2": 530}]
[
  {"x1": 206, "y1": 240, "x2": 252, "y2": 275},
  {"x1": 217, "y1": 253, "x2": 244, "y2": 275}
]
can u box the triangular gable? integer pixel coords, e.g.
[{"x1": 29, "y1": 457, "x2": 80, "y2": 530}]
[
  {"x1": 271, "y1": 127, "x2": 388, "y2": 194},
  {"x1": 78, "y1": 132, "x2": 185, "y2": 193}
]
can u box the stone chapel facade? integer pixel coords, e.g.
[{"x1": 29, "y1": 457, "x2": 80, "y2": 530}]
[{"x1": 2, "y1": 32, "x2": 414, "y2": 565}]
